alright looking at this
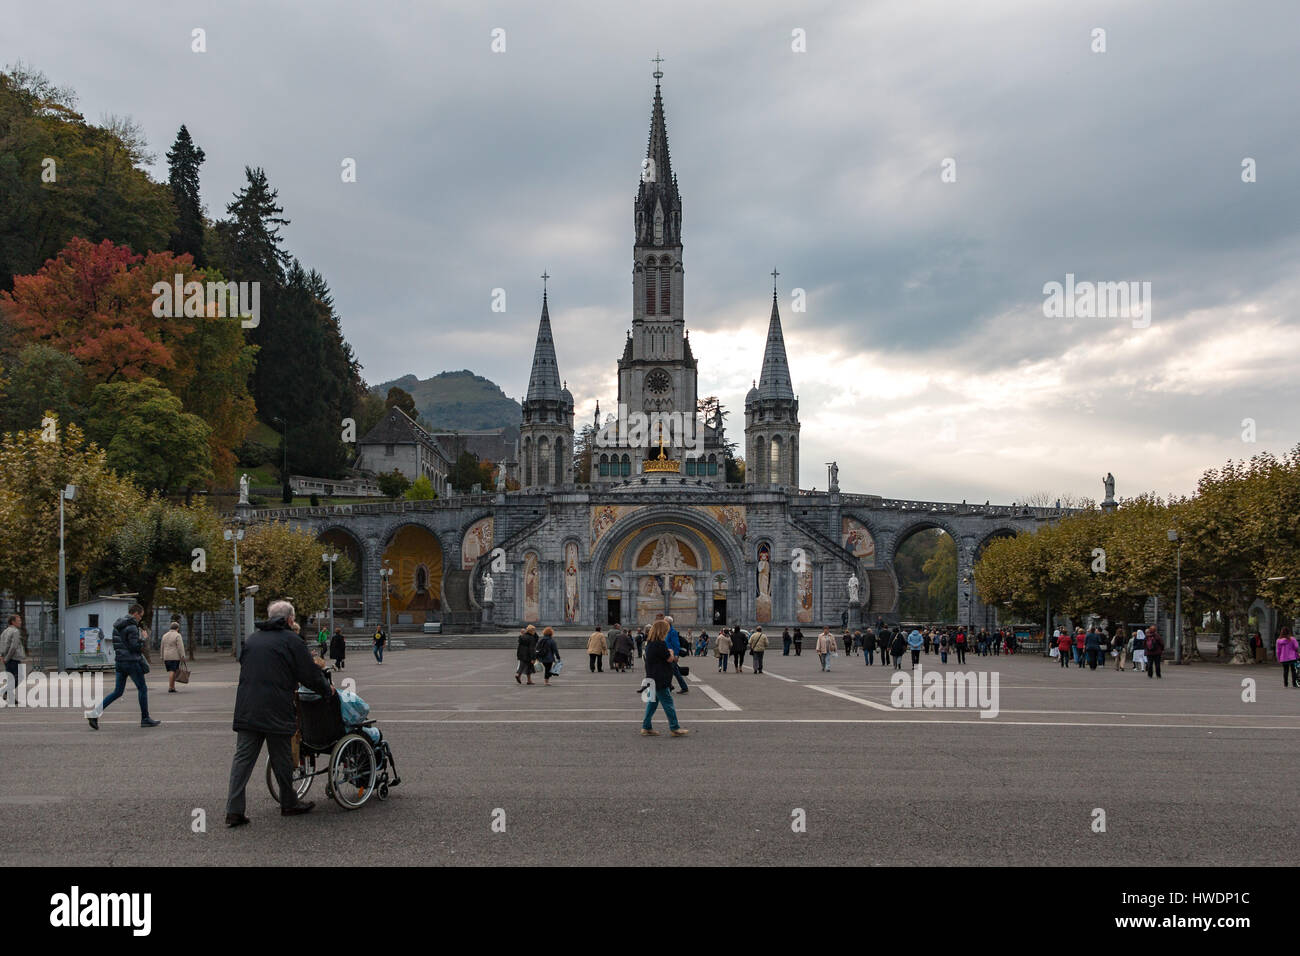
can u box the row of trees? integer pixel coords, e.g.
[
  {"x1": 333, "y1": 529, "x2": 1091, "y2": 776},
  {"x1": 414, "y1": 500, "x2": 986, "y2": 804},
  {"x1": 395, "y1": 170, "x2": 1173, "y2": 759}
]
[
  {"x1": 975, "y1": 447, "x2": 1300, "y2": 663},
  {"x1": 0, "y1": 419, "x2": 347, "y2": 656}
]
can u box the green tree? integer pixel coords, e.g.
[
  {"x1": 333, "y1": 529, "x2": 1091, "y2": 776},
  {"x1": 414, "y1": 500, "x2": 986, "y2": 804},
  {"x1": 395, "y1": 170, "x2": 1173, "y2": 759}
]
[
  {"x1": 385, "y1": 386, "x2": 416, "y2": 417},
  {"x1": 83, "y1": 378, "x2": 212, "y2": 492},
  {"x1": 405, "y1": 474, "x2": 436, "y2": 500},
  {"x1": 95, "y1": 498, "x2": 205, "y2": 626},
  {"x1": 238, "y1": 521, "x2": 332, "y2": 620},
  {"x1": 922, "y1": 531, "x2": 957, "y2": 620},
  {"x1": 0, "y1": 343, "x2": 84, "y2": 433},
  {"x1": 376, "y1": 469, "x2": 411, "y2": 498},
  {"x1": 157, "y1": 503, "x2": 233, "y2": 658},
  {"x1": 0, "y1": 418, "x2": 141, "y2": 606},
  {"x1": 165, "y1": 125, "x2": 206, "y2": 265}
]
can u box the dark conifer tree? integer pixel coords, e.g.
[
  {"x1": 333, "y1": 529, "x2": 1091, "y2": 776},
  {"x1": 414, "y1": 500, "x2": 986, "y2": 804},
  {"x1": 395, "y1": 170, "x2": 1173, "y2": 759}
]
[{"x1": 165, "y1": 125, "x2": 206, "y2": 264}]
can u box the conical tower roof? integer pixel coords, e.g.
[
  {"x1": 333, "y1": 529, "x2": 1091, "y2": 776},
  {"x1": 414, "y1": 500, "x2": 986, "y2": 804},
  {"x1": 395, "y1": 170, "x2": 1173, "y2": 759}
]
[
  {"x1": 526, "y1": 291, "x2": 564, "y2": 404},
  {"x1": 757, "y1": 290, "x2": 795, "y2": 401}
]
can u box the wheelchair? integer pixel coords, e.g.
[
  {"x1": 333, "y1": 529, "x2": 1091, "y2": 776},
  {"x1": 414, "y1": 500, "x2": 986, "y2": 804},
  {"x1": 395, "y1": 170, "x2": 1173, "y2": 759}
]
[{"x1": 266, "y1": 671, "x2": 400, "y2": 810}]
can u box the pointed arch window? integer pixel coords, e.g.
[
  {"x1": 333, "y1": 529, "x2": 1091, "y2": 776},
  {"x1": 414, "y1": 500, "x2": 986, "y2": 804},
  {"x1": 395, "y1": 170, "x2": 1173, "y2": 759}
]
[
  {"x1": 659, "y1": 267, "x2": 671, "y2": 315},
  {"x1": 645, "y1": 266, "x2": 657, "y2": 315}
]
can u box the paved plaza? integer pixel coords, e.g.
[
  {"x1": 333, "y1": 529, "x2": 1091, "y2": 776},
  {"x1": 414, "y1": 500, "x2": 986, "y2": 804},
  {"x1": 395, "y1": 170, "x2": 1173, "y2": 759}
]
[{"x1": 2, "y1": 647, "x2": 1295, "y2": 866}]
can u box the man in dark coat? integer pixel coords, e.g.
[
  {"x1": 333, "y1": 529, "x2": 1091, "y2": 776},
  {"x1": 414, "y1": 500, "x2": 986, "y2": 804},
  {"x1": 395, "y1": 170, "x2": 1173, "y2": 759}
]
[
  {"x1": 515, "y1": 626, "x2": 539, "y2": 684},
  {"x1": 86, "y1": 603, "x2": 159, "y2": 729},
  {"x1": 225, "y1": 600, "x2": 333, "y2": 826},
  {"x1": 329, "y1": 629, "x2": 347, "y2": 669}
]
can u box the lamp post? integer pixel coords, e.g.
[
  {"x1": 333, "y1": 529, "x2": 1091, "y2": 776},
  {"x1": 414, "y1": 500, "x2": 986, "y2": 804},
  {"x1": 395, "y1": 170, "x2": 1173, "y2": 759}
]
[
  {"x1": 322, "y1": 551, "x2": 339, "y2": 634},
  {"x1": 57, "y1": 484, "x2": 77, "y2": 669},
  {"x1": 1168, "y1": 529, "x2": 1182, "y2": 664},
  {"x1": 224, "y1": 527, "x2": 244, "y2": 657}
]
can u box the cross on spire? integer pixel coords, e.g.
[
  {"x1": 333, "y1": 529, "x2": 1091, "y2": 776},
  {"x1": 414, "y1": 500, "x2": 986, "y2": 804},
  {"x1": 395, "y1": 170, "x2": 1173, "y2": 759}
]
[
  {"x1": 652, "y1": 52, "x2": 664, "y2": 83},
  {"x1": 541, "y1": 271, "x2": 550, "y2": 296},
  {"x1": 771, "y1": 268, "x2": 780, "y2": 295}
]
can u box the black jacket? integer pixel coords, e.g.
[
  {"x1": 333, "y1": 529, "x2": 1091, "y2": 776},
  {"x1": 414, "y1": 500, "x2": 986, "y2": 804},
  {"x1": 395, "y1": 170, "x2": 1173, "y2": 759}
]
[
  {"x1": 890, "y1": 632, "x2": 906, "y2": 656},
  {"x1": 233, "y1": 617, "x2": 333, "y2": 735},
  {"x1": 329, "y1": 632, "x2": 346, "y2": 659},
  {"x1": 536, "y1": 634, "x2": 559, "y2": 663},
  {"x1": 644, "y1": 639, "x2": 673, "y2": 690},
  {"x1": 517, "y1": 632, "x2": 539, "y2": 663},
  {"x1": 111, "y1": 615, "x2": 145, "y2": 668}
]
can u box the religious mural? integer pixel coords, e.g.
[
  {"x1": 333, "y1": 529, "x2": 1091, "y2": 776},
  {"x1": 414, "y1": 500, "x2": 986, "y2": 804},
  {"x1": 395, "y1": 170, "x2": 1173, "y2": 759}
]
[
  {"x1": 841, "y1": 516, "x2": 876, "y2": 568},
  {"x1": 523, "y1": 551, "x2": 540, "y2": 623},
  {"x1": 382, "y1": 525, "x2": 443, "y2": 627},
  {"x1": 693, "y1": 504, "x2": 747, "y2": 539},
  {"x1": 796, "y1": 558, "x2": 814, "y2": 623},
  {"x1": 590, "y1": 504, "x2": 634, "y2": 547},
  {"x1": 563, "y1": 541, "x2": 580, "y2": 623},
  {"x1": 462, "y1": 516, "x2": 494, "y2": 570}
]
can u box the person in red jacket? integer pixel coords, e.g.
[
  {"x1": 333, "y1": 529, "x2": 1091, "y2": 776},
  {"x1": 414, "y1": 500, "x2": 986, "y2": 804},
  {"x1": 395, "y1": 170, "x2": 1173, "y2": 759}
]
[
  {"x1": 1057, "y1": 630, "x2": 1072, "y2": 668},
  {"x1": 1073, "y1": 627, "x2": 1086, "y2": 667}
]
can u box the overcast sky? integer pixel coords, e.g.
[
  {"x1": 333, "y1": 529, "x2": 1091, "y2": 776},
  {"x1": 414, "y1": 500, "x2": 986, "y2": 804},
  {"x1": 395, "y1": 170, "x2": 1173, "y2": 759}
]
[{"x1": 11, "y1": 0, "x2": 1300, "y2": 503}]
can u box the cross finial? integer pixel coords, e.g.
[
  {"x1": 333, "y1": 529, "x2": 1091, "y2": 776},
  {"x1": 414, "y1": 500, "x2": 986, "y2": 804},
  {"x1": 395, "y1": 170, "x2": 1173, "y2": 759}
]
[
  {"x1": 541, "y1": 271, "x2": 549, "y2": 296},
  {"x1": 652, "y1": 52, "x2": 664, "y2": 83},
  {"x1": 771, "y1": 267, "x2": 780, "y2": 295}
]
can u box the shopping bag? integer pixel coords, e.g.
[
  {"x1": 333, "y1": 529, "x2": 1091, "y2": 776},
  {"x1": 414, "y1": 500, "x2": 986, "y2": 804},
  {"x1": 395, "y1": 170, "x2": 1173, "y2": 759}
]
[
  {"x1": 175, "y1": 660, "x2": 191, "y2": 684},
  {"x1": 551, "y1": 659, "x2": 564, "y2": 676},
  {"x1": 1050, "y1": 646, "x2": 1060, "y2": 658},
  {"x1": 639, "y1": 679, "x2": 655, "y2": 703}
]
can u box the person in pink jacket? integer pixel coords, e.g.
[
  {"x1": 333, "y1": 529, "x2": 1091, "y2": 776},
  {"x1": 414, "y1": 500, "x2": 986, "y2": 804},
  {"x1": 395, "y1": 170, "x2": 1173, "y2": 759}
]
[{"x1": 1275, "y1": 626, "x2": 1298, "y2": 688}]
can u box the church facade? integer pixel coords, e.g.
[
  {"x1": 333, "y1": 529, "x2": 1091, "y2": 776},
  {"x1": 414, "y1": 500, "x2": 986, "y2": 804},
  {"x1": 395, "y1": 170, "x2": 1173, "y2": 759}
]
[{"x1": 244, "y1": 74, "x2": 1058, "y2": 632}]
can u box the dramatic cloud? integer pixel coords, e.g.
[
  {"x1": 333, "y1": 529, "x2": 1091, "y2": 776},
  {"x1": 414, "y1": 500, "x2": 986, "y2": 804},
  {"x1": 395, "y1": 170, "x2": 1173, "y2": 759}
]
[{"x1": 11, "y1": 0, "x2": 1299, "y2": 502}]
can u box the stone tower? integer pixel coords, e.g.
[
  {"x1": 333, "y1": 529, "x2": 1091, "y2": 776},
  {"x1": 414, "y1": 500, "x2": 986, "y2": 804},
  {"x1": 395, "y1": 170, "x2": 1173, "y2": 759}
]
[
  {"x1": 519, "y1": 282, "x2": 574, "y2": 488},
  {"x1": 745, "y1": 278, "x2": 800, "y2": 487}
]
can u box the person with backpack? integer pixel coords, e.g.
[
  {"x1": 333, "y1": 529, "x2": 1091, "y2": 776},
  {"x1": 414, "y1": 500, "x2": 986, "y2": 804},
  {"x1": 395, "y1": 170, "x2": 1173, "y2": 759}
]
[
  {"x1": 1146, "y1": 627, "x2": 1165, "y2": 679},
  {"x1": 536, "y1": 626, "x2": 561, "y2": 685},
  {"x1": 954, "y1": 628, "x2": 968, "y2": 664},
  {"x1": 515, "y1": 625, "x2": 538, "y2": 684},
  {"x1": 1275, "y1": 626, "x2": 1298, "y2": 687},
  {"x1": 748, "y1": 626, "x2": 768, "y2": 674},
  {"x1": 85, "y1": 603, "x2": 160, "y2": 729}
]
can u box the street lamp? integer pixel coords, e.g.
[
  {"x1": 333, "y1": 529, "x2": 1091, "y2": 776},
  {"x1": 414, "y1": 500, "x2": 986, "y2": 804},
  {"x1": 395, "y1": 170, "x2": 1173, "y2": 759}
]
[
  {"x1": 1168, "y1": 529, "x2": 1182, "y2": 664},
  {"x1": 224, "y1": 527, "x2": 245, "y2": 657},
  {"x1": 322, "y1": 551, "x2": 339, "y2": 635},
  {"x1": 57, "y1": 484, "x2": 77, "y2": 668}
]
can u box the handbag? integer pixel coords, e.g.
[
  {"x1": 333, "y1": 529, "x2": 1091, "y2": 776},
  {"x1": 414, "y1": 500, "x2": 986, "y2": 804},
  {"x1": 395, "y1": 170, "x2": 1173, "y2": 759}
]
[
  {"x1": 678, "y1": 664, "x2": 689, "y2": 676},
  {"x1": 551, "y1": 659, "x2": 564, "y2": 675},
  {"x1": 176, "y1": 660, "x2": 191, "y2": 684},
  {"x1": 1049, "y1": 646, "x2": 1060, "y2": 658},
  {"x1": 139, "y1": 657, "x2": 151, "y2": 674}
]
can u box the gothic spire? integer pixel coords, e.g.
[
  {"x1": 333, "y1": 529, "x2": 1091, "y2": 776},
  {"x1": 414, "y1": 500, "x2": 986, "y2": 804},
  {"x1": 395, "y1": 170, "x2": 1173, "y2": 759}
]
[
  {"x1": 635, "y1": 59, "x2": 681, "y2": 246},
  {"x1": 757, "y1": 281, "x2": 795, "y2": 401},
  {"x1": 526, "y1": 282, "x2": 563, "y2": 403}
]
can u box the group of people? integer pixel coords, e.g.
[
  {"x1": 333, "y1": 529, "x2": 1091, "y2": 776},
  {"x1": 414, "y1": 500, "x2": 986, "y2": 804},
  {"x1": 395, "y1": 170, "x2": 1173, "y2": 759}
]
[{"x1": 1052, "y1": 624, "x2": 1161, "y2": 674}]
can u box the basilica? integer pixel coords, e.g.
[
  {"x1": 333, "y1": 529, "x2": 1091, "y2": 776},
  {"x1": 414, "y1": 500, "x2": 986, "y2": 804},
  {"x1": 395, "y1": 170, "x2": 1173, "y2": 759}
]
[{"x1": 254, "y1": 72, "x2": 1053, "y2": 632}]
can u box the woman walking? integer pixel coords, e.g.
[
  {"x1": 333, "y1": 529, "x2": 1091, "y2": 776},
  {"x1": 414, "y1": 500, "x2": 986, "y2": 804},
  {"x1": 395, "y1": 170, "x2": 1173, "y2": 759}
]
[
  {"x1": 749, "y1": 626, "x2": 768, "y2": 674},
  {"x1": 161, "y1": 619, "x2": 186, "y2": 693},
  {"x1": 782, "y1": 627, "x2": 792, "y2": 656},
  {"x1": 641, "y1": 619, "x2": 689, "y2": 737},
  {"x1": 611, "y1": 627, "x2": 635, "y2": 673},
  {"x1": 536, "y1": 626, "x2": 561, "y2": 685},
  {"x1": 1057, "y1": 629, "x2": 1072, "y2": 668},
  {"x1": 890, "y1": 629, "x2": 906, "y2": 669},
  {"x1": 515, "y1": 625, "x2": 538, "y2": 684},
  {"x1": 1113, "y1": 626, "x2": 1128, "y2": 671},
  {"x1": 329, "y1": 629, "x2": 347, "y2": 669},
  {"x1": 731, "y1": 626, "x2": 747, "y2": 673},
  {"x1": 715, "y1": 629, "x2": 731, "y2": 673},
  {"x1": 1275, "y1": 626, "x2": 1298, "y2": 687},
  {"x1": 792, "y1": 627, "x2": 804, "y2": 656}
]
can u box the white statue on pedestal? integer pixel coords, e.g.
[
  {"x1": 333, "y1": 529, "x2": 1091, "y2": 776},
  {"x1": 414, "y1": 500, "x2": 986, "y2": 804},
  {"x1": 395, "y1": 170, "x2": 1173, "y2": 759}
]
[
  {"x1": 482, "y1": 571, "x2": 494, "y2": 604},
  {"x1": 847, "y1": 573, "x2": 860, "y2": 604},
  {"x1": 238, "y1": 473, "x2": 250, "y2": 505}
]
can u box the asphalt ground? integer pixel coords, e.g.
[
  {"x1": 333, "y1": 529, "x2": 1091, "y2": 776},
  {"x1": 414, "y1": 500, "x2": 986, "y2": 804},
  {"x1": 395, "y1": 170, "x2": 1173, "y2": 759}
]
[{"x1": 2, "y1": 646, "x2": 1296, "y2": 866}]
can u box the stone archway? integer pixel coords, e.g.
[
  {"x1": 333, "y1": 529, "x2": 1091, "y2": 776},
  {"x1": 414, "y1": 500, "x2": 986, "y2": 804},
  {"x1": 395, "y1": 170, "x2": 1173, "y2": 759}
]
[
  {"x1": 380, "y1": 523, "x2": 444, "y2": 628},
  {"x1": 590, "y1": 508, "x2": 745, "y2": 629}
]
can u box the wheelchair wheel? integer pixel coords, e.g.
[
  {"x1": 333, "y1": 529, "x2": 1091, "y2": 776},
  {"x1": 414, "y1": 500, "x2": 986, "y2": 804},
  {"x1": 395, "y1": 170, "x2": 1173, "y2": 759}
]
[
  {"x1": 266, "y1": 755, "x2": 314, "y2": 802},
  {"x1": 328, "y1": 733, "x2": 377, "y2": 810}
]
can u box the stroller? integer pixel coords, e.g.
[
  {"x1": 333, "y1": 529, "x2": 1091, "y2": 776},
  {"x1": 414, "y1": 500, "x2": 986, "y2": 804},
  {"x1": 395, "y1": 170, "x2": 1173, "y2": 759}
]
[{"x1": 266, "y1": 668, "x2": 400, "y2": 810}]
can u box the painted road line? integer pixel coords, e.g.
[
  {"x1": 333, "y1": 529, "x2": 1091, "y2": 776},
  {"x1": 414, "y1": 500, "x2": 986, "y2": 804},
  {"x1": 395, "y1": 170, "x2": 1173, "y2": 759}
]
[
  {"x1": 695, "y1": 683, "x2": 741, "y2": 711},
  {"x1": 805, "y1": 684, "x2": 895, "y2": 711},
  {"x1": 758, "y1": 670, "x2": 800, "y2": 683}
]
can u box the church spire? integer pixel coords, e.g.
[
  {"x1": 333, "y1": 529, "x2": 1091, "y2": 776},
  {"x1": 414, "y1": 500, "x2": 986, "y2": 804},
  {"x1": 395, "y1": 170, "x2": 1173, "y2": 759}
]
[
  {"x1": 635, "y1": 57, "x2": 681, "y2": 247},
  {"x1": 526, "y1": 276, "x2": 563, "y2": 403},
  {"x1": 757, "y1": 273, "x2": 795, "y2": 401}
]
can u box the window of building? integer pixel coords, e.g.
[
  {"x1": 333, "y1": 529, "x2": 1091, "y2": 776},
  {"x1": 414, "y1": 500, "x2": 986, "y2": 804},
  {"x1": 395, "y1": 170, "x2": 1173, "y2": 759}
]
[
  {"x1": 621, "y1": 454, "x2": 631, "y2": 477},
  {"x1": 384, "y1": 444, "x2": 394, "y2": 456},
  {"x1": 645, "y1": 267, "x2": 656, "y2": 314},
  {"x1": 659, "y1": 268, "x2": 670, "y2": 314}
]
